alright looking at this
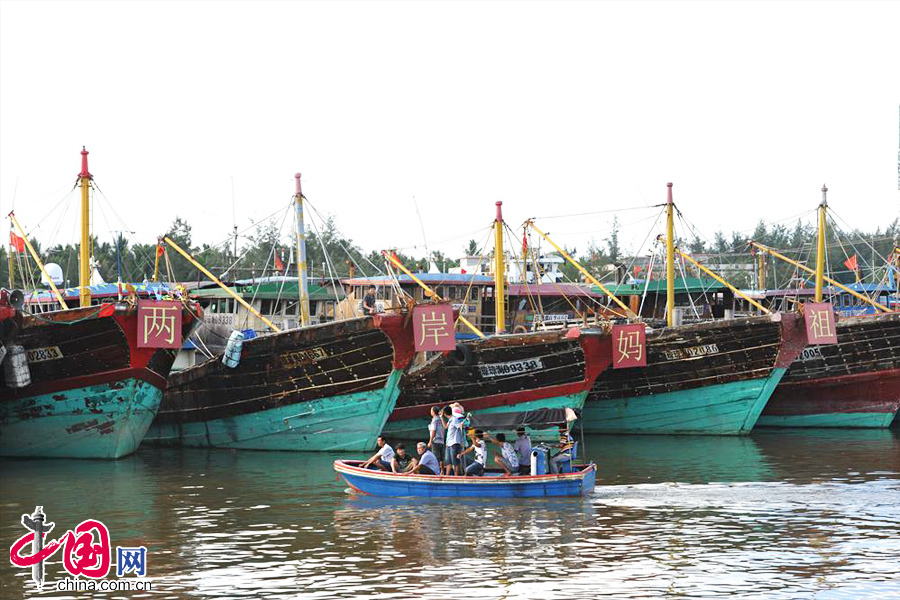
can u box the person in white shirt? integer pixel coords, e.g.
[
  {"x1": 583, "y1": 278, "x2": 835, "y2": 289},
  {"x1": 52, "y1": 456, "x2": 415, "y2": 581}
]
[
  {"x1": 458, "y1": 429, "x2": 487, "y2": 476},
  {"x1": 487, "y1": 432, "x2": 520, "y2": 476},
  {"x1": 362, "y1": 435, "x2": 394, "y2": 471}
]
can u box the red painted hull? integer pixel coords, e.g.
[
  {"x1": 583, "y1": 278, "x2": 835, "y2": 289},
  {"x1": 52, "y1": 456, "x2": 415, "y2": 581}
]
[{"x1": 763, "y1": 368, "x2": 900, "y2": 418}]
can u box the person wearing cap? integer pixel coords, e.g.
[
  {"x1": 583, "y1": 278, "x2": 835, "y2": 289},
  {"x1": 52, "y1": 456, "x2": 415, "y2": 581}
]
[
  {"x1": 514, "y1": 426, "x2": 533, "y2": 475},
  {"x1": 444, "y1": 403, "x2": 466, "y2": 476},
  {"x1": 549, "y1": 426, "x2": 575, "y2": 474},
  {"x1": 406, "y1": 442, "x2": 440, "y2": 475},
  {"x1": 362, "y1": 435, "x2": 394, "y2": 471}
]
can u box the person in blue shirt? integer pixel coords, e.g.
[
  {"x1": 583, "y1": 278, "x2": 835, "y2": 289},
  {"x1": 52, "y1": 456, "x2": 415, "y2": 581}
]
[
  {"x1": 444, "y1": 403, "x2": 466, "y2": 476},
  {"x1": 406, "y1": 442, "x2": 440, "y2": 475}
]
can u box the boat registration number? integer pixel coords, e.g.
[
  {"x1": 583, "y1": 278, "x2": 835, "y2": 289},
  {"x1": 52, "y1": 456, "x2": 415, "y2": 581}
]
[
  {"x1": 663, "y1": 344, "x2": 719, "y2": 360},
  {"x1": 281, "y1": 347, "x2": 328, "y2": 366},
  {"x1": 27, "y1": 346, "x2": 64, "y2": 363},
  {"x1": 478, "y1": 358, "x2": 543, "y2": 378},
  {"x1": 798, "y1": 346, "x2": 823, "y2": 362}
]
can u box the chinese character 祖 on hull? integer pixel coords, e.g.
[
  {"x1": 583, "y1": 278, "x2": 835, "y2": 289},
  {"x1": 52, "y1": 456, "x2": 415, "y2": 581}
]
[{"x1": 804, "y1": 302, "x2": 837, "y2": 345}]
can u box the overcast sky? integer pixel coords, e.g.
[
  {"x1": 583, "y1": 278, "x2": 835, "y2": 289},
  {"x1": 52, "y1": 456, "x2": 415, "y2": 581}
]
[{"x1": 1, "y1": 1, "x2": 898, "y2": 264}]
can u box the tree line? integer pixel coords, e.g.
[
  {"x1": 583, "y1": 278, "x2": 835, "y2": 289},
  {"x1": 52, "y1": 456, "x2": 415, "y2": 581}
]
[{"x1": 4, "y1": 214, "x2": 897, "y2": 291}]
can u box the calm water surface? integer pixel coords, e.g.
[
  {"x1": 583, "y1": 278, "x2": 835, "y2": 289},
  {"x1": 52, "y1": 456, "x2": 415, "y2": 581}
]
[{"x1": 2, "y1": 428, "x2": 899, "y2": 599}]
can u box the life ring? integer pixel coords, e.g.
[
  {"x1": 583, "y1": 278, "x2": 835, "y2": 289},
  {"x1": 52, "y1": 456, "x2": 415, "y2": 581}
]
[
  {"x1": 512, "y1": 325, "x2": 528, "y2": 334},
  {"x1": 447, "y1": 343, "x2": 475, "y2": 366}
]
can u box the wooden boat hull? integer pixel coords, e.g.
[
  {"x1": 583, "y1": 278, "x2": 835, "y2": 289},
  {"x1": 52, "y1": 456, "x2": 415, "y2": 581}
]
[
  {"x1": 147, "y1": 315, "x2": 416, "y2": 451},
  {"x1": 583, "y1": 314, "x2": 807, "y2": 435},
  {"x1": 385, "y1": 329, "x2": 611, "y2": 438},
  {"x1": 758, "y1": 313, "x2": 900, "y2": 428},
  {"x1": 0, "y1": 304, "x2": 197, "y2": 459},
  {"x1": 334, "y1": 459, "x2": 596, "y2": 497}
]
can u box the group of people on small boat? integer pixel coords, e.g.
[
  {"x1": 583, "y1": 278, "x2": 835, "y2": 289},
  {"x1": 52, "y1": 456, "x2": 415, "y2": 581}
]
[{"x1": 361, "y1": 402, "x2": 576, "y2": 477}]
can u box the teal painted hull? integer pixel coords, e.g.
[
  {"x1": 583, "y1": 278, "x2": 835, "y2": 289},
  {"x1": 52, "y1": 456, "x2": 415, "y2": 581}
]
[
  {"x1": 0, "y1": 377, "x2": 163, "y2": 459},
  {"x1": 146, "y1": 369, "x2": 403, "y2": 451},
  {"x1": 382, "y1": 391, "x2": 587, "y2": 439},
  {"x1": 756, "y1": 412, "x2": 897, "y2": 428},
  {"x1": 582, "y1": 368, "x2": 787, "y2": 435}
]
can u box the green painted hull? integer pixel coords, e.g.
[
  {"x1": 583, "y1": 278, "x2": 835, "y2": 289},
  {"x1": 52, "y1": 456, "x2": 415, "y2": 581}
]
[
  {"x1": 382, "y1": 391, "x2": 587, "y2": 439},
  {"x1": 755, "y1": 411, "x2": 897, "y2": 429},
  {"x1": 582, "y1": 368, "x2": 787, "y2": 435},
  {"x1": 145, "y1": 370, "x2": 403, "y2": 451},
  {"x1": 0, "y1": 377, "x2": 162, "y2": 459}
]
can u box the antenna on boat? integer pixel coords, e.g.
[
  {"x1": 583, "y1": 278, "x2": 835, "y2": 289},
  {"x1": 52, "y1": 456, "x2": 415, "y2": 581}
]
[
  {"x1": 79, "y1": 147, "x2": 92, "y2": 308},
  {"x1": 494, "y1": 202, "x2": 506, "y2": 334},
  {"x1": 231, "y1": 176, "x2": 238, "y2": 262},
  {"x1": 814, "y1": 185, "x2": 828, "y2": 303},
  {"x1": 294, "y1": 173, "x2": 311, "y2": 327},
  {"x1": 665, "y1": 183, "x2": 675, "y2": 327}
]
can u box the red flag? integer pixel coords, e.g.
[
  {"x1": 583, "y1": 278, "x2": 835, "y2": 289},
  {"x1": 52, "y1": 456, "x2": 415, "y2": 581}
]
[
  {"x1": 156, "y1": 244, "x2": 165, "y2": 258},
  {"x1": 522, "y1": 230, "x2": 528, "y2": 255},
  {"x1": 9, "y1": 231, "x2": 25, "y2": 252},
  {"x1": 634, "y1": 265, "x2": 643, "y2": 276},
  {"x1": 843, "y1": 254, "x2": 858, "y2": 271},
  {"x1": 274, "y1": 250, "x2": 284, "y2": 272},
  {"x1": 460, "y1": 268, "x2": 467, "y2": 274}
]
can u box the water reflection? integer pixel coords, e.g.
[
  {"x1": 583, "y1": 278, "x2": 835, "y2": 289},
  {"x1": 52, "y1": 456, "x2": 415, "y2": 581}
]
[{"x1": 0, "y1": 429, "x2": 897, "y2": 599}]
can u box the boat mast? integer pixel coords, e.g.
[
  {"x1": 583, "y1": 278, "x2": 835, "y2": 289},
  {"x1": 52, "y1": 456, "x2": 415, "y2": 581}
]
[
  {"x1": 79, "y1": 147, "x2": 92, "y2": 307},
  {"x1": 814, "y1": 185, "x2": 827, "y2": 303},
  {"x1": 665, "y1": 182, "x2": 675, "y2": 327},
  {"x1": 494, "y1": 201, "x2": 505, "y2": 334},
  {"x1": 294, "y1": 173, "x2": 310, "y2": 327}
]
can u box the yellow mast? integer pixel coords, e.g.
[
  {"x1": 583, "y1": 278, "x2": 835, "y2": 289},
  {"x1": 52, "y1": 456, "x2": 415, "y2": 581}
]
[
  {"x1": 79, "y1": 147, "x2": 92, "y2": 307},
  {"x1": 665, "y1": 182, "x2": 675, "y2": 327},
  {"x1": 756, "y1": 250, "x2": 765, "y2": 290},
  {"x1": 163, "y1": 235, "x2": 281, "y2": 332},
  {"x1": 814, "y1": 184, "x2": 827, "y2": 302},
  {"x1": 9, "y1": 212, "x2": 69, "y2": 309},
  {"x1": 526, "y1": 221, "x2": 637, "y2": 319},
  {"x1": 493, "y1": 202, "x2": 505, "y2": 334},
  {"x1": 382, "y1": 251, "x2": 486, "y2": 338},
  {"x1": 660, "y1": 236, "x2": 771, "y2": 315},
  {"x1": 294, "y1": 173, "x2": 311, "y2": 327},
  {"x1": 750, "y1": 241, "x2": 891, "y2": 312}
]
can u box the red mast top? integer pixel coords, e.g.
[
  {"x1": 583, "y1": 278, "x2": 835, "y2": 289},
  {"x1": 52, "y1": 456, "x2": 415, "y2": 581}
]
[
  {"x1": 295, "y1": 173, "x2": 302, "y2": 196},
  {"x1": 495, "y1": 201, "x2": 503, "y2": 223},
  {"x1": 79, "y1": 147, "x2": 91, "y2": 179},
  {"x1": 666, "y1": 182, "x2": 673, "y2": 204}
]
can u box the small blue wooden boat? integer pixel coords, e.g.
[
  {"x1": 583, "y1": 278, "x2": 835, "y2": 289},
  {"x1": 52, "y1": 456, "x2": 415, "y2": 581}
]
[{"x1": 333, "y1": 460, "x2": 596, "y2": 498}]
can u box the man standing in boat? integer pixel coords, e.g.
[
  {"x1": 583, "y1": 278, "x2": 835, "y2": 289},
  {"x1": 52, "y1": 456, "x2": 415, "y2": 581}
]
[
  {"x1": 362, "y1": 286, "x2": 379, "y2": 315},
  {"x1": 444, "y1": 403, "x2": 466, "y2": 476}
]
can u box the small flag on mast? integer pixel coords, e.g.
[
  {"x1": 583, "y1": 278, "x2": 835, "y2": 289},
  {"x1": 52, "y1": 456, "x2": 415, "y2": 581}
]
[
  {"x1": 843, "y1": 254, "x2": 858, "y2": 272},
  {"x1": 9, "y1": 231, "x2": 25, "y2": 253}
]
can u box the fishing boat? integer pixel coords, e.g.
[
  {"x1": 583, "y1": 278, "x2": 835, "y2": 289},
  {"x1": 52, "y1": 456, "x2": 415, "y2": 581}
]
[
  {"x1": 525, "y1": 184, "x2": 812, "y2": 435},
  {"x1": 0, "y1": 149, "x2": 200, "y2": 459},
  {"x1": 749, "y1": 189, "x2": 900, "y2": 428},
  {"x1": 583, "y1": 313, "x2": 808, "y2": 434},
  {"x1": 758, "y1": 312, "x2": 900, "y2": 427},
  {"x1": 145, "y1": 174, "x2": 419, "y2": 451},
  {"x1": 379, "y1": 202, "x2": 614, "y2": 438}
]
